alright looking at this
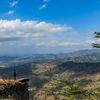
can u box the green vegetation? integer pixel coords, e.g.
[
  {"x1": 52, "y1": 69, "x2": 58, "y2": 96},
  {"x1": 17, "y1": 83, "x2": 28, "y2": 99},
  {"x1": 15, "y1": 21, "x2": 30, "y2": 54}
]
[
  {"x1": 32, "y1": 79, "x2": 100, "y2": 100},
  {"x1": 0, "y1": 49, "x2": 100, "y2": 99},
  {"x1": 92, "y1": 32, "x2": 100, "y2": 48}
]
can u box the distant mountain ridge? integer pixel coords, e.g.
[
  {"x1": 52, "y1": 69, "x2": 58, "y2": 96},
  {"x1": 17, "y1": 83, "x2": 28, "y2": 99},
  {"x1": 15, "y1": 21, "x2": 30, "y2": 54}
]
[
  {"x1": 0, "y1": 49, "x2": 100, "y2": 99},
  {"x1": 0, "y1": 49, "x2": 100, "y2": 60},
  {"x1": 0, "y1": 49, "x2": 100, "y2": 68}
]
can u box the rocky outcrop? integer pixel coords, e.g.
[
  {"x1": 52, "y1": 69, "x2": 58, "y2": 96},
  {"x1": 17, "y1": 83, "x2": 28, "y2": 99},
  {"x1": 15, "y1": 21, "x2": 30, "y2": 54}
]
[{"x1": 0, "y1": 78, "x2": 29, "y2": 100}]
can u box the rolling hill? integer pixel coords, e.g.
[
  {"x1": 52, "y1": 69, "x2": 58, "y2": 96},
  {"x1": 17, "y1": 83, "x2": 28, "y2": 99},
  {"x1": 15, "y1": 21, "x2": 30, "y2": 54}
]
[{"x1": 0, "y1": 49, "x2": 100, "y2": 99}]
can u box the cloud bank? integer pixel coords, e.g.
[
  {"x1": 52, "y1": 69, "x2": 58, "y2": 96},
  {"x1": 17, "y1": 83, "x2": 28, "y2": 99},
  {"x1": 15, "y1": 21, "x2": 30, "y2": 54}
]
[
  {"x1": 0, "y1": 19, "x2": 92, "y2": 54},
  {"x1": 0, "y1": 19, "x2": 71, "y2": 39}
]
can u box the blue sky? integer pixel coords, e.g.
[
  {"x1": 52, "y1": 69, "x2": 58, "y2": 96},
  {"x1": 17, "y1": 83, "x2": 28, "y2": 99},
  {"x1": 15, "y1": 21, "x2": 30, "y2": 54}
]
[{"x1": 0, "y1": 0, "x2": 100, "y2": 55}]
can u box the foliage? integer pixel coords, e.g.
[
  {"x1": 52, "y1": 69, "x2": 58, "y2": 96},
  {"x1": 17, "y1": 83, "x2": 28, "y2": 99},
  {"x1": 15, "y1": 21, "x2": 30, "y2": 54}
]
[
  {"x1": 92, "y1": 32, "x2": 100, "y2": 48},
  {"x1": 33, "y1": 79, "x2": 100, "y2": 100}
]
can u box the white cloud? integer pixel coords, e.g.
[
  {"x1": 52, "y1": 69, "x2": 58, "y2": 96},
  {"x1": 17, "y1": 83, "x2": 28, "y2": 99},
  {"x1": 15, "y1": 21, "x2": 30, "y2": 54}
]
[
  {"x1": 36, "y1": 40, "x2": 81, "y2": 47},
  {"x1": 0, "y1": 19, "x2": 78, "y2": 47},
  {"x1": 9, "y1": 0, "x2": 19, "y2": 7},
  {"x1": 85, "y1": 40, "x2": 95, "y2": 44},
  {"x1": 0, "y1": 19, "x2": 94, "y2": 49},
  {"x1": 39, "y1": 4, "x2": 47, "y2": 10},
  {"x1": 7, "y1": 10, "x2": 15, "y2": 15},
  {"x1": 0, "y1": 19, "x2": 71, "y2": 38},
  {"x1": 39, "y1": 0, "x2": 50, "y2": 10},
  {"x1": 36, "y1": 39, "x2": 96, "y2": 48}
]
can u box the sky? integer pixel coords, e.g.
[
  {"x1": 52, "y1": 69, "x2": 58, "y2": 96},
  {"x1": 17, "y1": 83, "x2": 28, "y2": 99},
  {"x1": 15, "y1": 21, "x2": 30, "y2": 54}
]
[{"x1": 0, "y1": 0, "x2": 100, "y2": 55}]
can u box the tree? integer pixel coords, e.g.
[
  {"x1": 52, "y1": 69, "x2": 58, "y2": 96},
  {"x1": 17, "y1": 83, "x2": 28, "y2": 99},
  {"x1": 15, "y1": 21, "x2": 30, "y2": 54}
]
[{"x1": 92, "y1": 32, "x2": 100, "y2": 48}]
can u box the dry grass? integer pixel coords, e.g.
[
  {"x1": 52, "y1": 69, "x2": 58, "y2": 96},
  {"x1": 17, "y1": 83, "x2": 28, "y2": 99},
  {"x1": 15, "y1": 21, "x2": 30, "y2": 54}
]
[{"x1": 0, "y1": 79, "x2": 22, "y2": 86}]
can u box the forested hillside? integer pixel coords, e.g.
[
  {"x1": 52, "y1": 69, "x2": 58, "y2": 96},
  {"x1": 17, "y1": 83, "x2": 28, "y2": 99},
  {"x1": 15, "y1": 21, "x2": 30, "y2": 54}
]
[{"x1": 0, "y1": 49, "x2": 100, "y2": 99}]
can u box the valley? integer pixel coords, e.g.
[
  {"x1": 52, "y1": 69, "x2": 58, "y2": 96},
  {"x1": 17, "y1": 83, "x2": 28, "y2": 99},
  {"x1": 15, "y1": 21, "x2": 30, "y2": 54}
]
[{"x1": 0, "y1": 49, "x2": 100, "y2": 99}]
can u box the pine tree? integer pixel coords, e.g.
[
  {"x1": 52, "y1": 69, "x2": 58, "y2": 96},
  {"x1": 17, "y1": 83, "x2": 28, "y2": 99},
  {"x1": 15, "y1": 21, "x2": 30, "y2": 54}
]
[{"x1": 92, "y1": 32, "x2": 100, "y2": 48}]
